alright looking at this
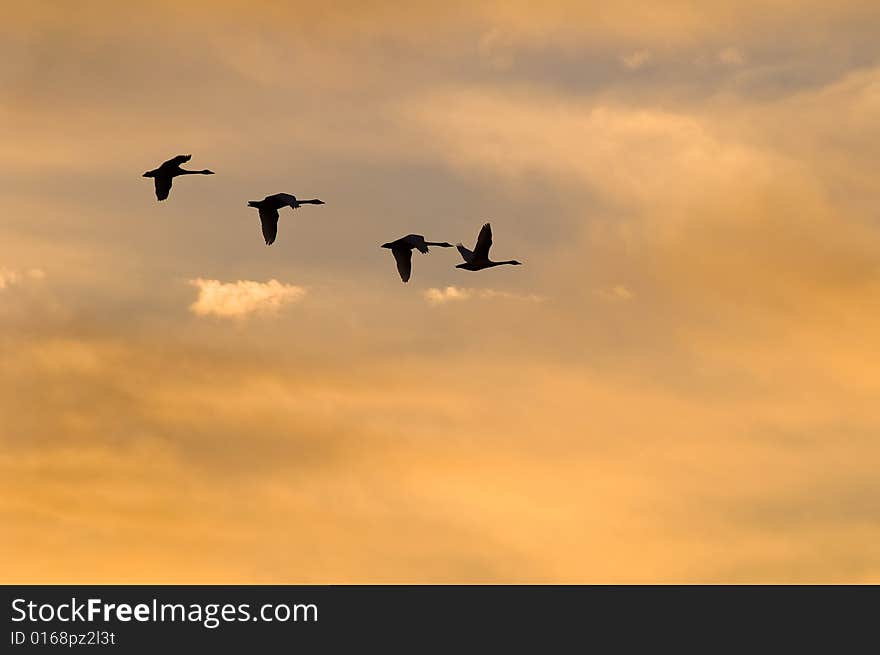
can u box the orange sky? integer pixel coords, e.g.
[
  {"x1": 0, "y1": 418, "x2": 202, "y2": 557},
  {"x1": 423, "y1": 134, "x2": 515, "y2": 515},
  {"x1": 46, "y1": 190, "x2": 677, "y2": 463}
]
[{"x1": 2, "y1": 1, "x2": 880, "y2": 582}]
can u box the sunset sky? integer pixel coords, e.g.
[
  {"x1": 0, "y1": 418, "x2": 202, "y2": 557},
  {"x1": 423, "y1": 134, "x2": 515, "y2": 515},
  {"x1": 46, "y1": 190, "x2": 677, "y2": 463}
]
[{"x1": 3, "y1": 1, "x2": 880, "y2": 582}]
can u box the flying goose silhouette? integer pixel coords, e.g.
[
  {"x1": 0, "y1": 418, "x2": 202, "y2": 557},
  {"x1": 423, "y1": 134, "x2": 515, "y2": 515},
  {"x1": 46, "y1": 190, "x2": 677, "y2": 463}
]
[
  {"x1": 456, "y1": 223, "x2": 522, "y2": 271},
  {"x1": 381, "y1": 234, "x2": 453, "y2": 283},
  {"x1": 247, "y1": 193, "x2": 325, "y2": 245},
  {"x1": 142, "y1": 154, "x2": 214, "y2": 201}
]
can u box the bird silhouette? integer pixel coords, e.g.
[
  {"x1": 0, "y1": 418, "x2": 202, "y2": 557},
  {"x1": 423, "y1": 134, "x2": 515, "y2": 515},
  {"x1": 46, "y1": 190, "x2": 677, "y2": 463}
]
[
  {"x1": 142, "y1": 154, "x2": 214, "y2": 201},
  {"x1": 381, "y1": 234, "x2": 453, "y2": 283},
  {"x1": 456, "y1": 223, "x2": 522, "y2": 271},
  {"x1": 246, "y1": 193, "x2": 325, "y2": 245}
]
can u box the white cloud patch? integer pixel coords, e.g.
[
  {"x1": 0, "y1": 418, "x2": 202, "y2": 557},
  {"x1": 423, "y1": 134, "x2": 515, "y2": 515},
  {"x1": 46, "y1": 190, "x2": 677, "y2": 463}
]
[
  {"x1": 0, "y1": 267, "x2": 46, "y2": 290},
  {"x1": 424, "y1": 286, "x2": 544, "y2": 305},
  {"x1": 594, "y1": 285, "x2": 635, "y2": 302},
  {"x1": 188, "y1": 278, "x2": 307, "y2": 318},
  {"x1": 620, "y1": 49, "x2": 652, "y2": 70}
]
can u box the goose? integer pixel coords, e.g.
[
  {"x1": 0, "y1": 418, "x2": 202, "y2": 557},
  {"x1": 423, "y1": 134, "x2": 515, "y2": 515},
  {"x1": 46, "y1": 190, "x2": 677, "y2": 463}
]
[
  {"x1": 456, "y1": 223, "x2": 522, "y2": 271},
  {"x1": 142, "y1": 154, "x2": 214, "y2": 201},
  {"x1": 381, "y1": 234, "x2": 453, "y2": 283},
  {"x1": 247, "y1": 193, "x2": 325, "y2": 245}
]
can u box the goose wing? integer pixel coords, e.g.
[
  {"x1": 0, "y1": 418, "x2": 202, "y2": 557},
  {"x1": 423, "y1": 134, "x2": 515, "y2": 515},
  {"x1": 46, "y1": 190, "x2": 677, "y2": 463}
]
[
  {"x1": 259, "y1": 206, "x2": 280, "y2": 245},
  {"x1": 154, "y1": 175, "x2": 173, "y2": 201},
  {"x1": 391, "y1": 247, "x2": 413, "y2": 283},
  {"x1": 403, "y1": 234, "x2": 429, "y2": 254},
  {"x1": 267, "y1": 193, "x2": 299, "y2": 209},
  {"x1": 456, "y1": 243, "x2": 474, "y2": 262},
  {"x1": 162, "y1": 154, "x2": 191, "y2": 168},
  {"x1": 473, "y1": 222, "x2": 492, "y2": 260}
]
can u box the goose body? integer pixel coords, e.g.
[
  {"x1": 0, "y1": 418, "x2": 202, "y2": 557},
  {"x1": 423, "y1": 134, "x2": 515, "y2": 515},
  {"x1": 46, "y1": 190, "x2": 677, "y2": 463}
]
[
  {"x1": 247, "y1": 193, "x2": 325, "y2": 245},
  {"x1": 381, "y1": 234, "x2": 453, "y2": 283},
  {"x1": 142, "y1": 154, "x2": 214, "y2": 201},
  {"x1": 456, "y1": 223, "x2": 522, "y2": 271}
]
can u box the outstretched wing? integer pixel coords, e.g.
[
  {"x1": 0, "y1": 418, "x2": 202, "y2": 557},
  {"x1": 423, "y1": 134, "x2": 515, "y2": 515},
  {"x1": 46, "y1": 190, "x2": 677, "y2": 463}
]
[
  {"x1": 403, "y1": 234, "x2": 429, "y2": 254},
  {"x1": 259, "y1": 206, "x2": 280, "y2": 245},
  {"x1": 154, "y1": 175, "x2": 173, "y2": 201},
  {"x1": 162, "y1": 154, "x2": 191, "y2": 167},
  {"x1": 391, "y1": 247, "x2": 413, "y2": 283},
  {"x1": 473, "y1": 222, "x2": 492, "y2": 260},
  {"x1": 456, "y1": 243, "x2": 474, "y2": 263},
  {"x1": 268, "y1": 193, "x2": 299, "y2": 209}
]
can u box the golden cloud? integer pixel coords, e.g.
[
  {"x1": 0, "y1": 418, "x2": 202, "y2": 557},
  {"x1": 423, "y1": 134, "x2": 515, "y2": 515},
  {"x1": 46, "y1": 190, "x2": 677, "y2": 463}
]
[
  {"x1": 0, "y1": 267, "x2": 45, "y2": 289},
  {"x1": 424, "y1": 286, "x2": 544, "y2": 304},
  {"x1": 3, "y1": 0, "x2": 880, "y2": 584},
  {"x1": 188, "y1": 279, "x2": 307, "y2": 318}
]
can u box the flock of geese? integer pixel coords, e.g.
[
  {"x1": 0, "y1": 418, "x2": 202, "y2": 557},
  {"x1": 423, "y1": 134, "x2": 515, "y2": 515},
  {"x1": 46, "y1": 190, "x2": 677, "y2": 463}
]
[{"x1": 143, "y1": 154, "x2": 523, "y2": 283}]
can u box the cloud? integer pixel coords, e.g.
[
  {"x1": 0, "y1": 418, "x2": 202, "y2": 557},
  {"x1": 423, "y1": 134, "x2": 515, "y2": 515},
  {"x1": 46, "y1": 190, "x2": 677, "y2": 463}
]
[
  {"x1": 479, "y1": 28, "x2": 516, "y2": 71},
  {"x1": 404, "y1": 88, "x2": 766, "y2": 210},
  {"x1": 620, "y1": 49, "x2": 652, "y2": 70},
  {"x1": 0, "y1": 269, "x2": 21, "y2": 289},
  {"x1": 6, "y1": 0, "x2": 880, "y2": 584},
  {"x1": 6, "y1": 327, "x2": 880, "y2": 583},
  {"x1": 718, "y1": 46, "x2": 746, "y2": 66},
  {"x1": 424, "y1": 286, "x2": 544, "y2": 305},
  {"x1": 188, "y1": 279, "x2": 306, "y2": 318},
  {"x1": 0, "y1": 267, "x2": 46, "y2": 290},
  {"x1": 424, "y1": 286, "x2": 472, "y2": 304},
  {"x1": 594, "y1": 285, "x2": 635, "y2": 302}
]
